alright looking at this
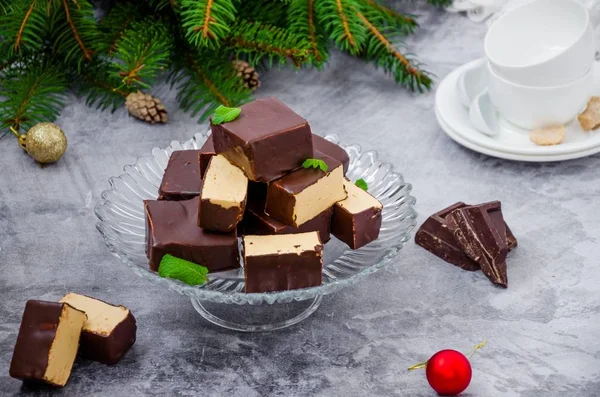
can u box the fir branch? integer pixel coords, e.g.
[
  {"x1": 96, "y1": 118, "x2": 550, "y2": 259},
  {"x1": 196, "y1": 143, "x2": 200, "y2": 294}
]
[
  {"x1": 0, "y1": 0, "x2": 48, "y2": 57},
  {"x1": 79, "y1": 61, "x2": 129, "y2": 112},
  {"x1": 98, "y1": 2, "x2": 139, "y2": 55},
  {"x1": 238, "y1": 0, "x2": 288, "y2": 27},
  {"x1": 181, "y1": 0, "x2": 237, "y2": 49},
  {"x1": 53, "y1": 0, "x2": 103, "y2": 69},
  {"x1": 315, "y1": 0, "x2": 366, "y2": 55},
  {"x1": 170, "y1": 52, "x2": 251, "y2": 121},
  {"x1": 287, "y1": 0, "x2": 329, "y2": 66},
  {"x1": 366, "y1": 0, "x2": 417, "y2": 35},
  {"x1": 109, "y1": 20, "x2": 172, "y2": 89},
  {"x1": 0, "y1": 60, "x2": 68, "y2": 132},
  {"x1": 357, "y1": 10, "x2": 431, "y2": 91},
  {"x1": 227, "y1": 19, "x2": 316, "y2": 67}
]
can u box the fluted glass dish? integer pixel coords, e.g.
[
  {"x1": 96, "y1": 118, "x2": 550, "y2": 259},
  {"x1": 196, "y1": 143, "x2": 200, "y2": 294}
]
[{"x1": 95, "y1": 132, "x2": 417, "y2": 331}]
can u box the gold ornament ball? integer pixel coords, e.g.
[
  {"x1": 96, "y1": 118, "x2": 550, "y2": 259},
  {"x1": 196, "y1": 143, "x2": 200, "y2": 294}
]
[{"x1": 20, "y1": 122, "x2": 67, "y2": 164}]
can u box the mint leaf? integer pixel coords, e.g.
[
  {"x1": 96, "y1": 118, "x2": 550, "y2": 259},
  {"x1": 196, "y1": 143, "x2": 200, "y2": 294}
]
[
  {"x1": 302, "y1": 158, "x2": 328, "y2": 172},
  {"x1": 212, "y1": 105, "x2": 241, "y2": 125},
  {"x1": 158, "y1": 254, "x2": 209, "y2": 286},
  {"x1": 355, "y1": 178, "x2": 368, "y2": 191}
]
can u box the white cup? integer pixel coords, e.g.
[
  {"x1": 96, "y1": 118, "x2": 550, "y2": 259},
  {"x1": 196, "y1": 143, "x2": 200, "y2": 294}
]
[
  {"x1": 485, "y1": 0, "x2": 595, "y2": 87},
  {"x1": 487, "y1": 61, "x2": 594, "y2": 130}
]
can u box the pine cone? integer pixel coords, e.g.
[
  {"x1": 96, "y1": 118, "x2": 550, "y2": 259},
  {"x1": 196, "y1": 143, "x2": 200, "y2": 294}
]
[
  {"x1": 233, "y1": 60, "x2": 261, "y2": 91},
  {"x1": 125, "y1": 91, "x2": 168, "y2": 124}
]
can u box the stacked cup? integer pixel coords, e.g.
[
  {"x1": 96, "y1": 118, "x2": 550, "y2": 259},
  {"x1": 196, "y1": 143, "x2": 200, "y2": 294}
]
[{"x1": 480, "y1": 0, "x2": 596, "y2": 130}]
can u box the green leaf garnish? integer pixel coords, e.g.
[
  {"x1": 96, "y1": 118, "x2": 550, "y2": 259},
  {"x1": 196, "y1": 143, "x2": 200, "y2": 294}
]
[
  {"x1": 302, "y1": 158, "x2": 328, "y2": 172},
  {"x1": 355, "y1": 178, "x2": 368, "y2": 191},
  {"x1": 158, "y1": 254, "x2": 209, "y2": 286},
  {"x1": 211, "y1": 105, "x2": 241, "y2": 125}
]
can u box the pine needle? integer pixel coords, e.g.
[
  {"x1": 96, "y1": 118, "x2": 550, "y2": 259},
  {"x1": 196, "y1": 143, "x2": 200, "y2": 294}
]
[
  {"x1": 287, "y1": 0, "x2": 329, "y2": 66},
  {"x1": 357, "y1": 10, "x2": 432, "y2": 92},
  {"x1": 315, "y1": 0, "x2": 367, "y2": 55},
  {"x1": 228, "y1": 19, "x2": 316, "y2": 67},
  {"x1": 109, "y1": 20, "x2": 173, "y2": 90},
  {"x1": 0, "y1": 60, "x2": 68, "y2": 132},
  {"x1": 181, "y1": 0, "x2": 237, "y2": 49},
  {"x1": 170, "y1": 51, "x2": 251, "y2": 121},
  {"x1": 0, "y1": 0, "x2": 48, "y2": 57}
]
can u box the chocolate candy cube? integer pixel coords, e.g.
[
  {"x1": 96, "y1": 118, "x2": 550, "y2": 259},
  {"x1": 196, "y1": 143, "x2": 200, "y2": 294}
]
[
  {"x1": 199, "y1": 154, "x2": 248, "y2": 232},
  {"x1": 243, "y1": 232, "x2": 323, "y2": 293},
  {"x1": 312, "y1": 135, "x2": 349, "y2": 174},
  {"x1": 211, "y1": 97, "x2": 313, "y2": 182},
  {"x1": 144, "y1": 197, "x2": 240, "y2": 272},
  {"x1": 59, "y1": 293, "x2": 136, "y2": 365},
  {"x1": 10, "y1": 300, "x2": 87, "y2": 387},
  {"x1": 331, "y1": 179, "x2": 383, "y2": 249},
  {"x1": 199, "y1": 135, "x2": 216, "y2": 178},
  {"x1": 265, "y1": 152, "x2": 346, "y2": 228},
  {"x1": 243, "y1": 199, "x2": 333, "y2": 243},
  {"x1": 158, "y1": 150, "x2": 202, "y2": 201}
]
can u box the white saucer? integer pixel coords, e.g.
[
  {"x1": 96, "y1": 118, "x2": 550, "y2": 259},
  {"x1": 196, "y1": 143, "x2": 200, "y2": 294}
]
[
  {"x1": 436, "y1": 107, "x2": 600, "y2": 162},
  {"x1": 436, "y1": 58, "x2": 600, "y2": 158}
]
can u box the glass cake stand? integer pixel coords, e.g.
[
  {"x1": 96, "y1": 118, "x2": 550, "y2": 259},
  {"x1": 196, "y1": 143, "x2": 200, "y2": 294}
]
[{"x1": 95, "y1": 132, "x2": 417, "y2": 332}]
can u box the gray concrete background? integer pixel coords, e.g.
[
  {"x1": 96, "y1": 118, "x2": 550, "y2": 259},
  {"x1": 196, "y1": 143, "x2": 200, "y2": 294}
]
[{"x1": 1, "y1": 5, "x2": 599, "y2": 396}]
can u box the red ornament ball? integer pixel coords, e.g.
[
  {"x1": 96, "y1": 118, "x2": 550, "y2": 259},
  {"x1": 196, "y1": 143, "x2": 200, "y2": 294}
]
[{"x1": 425, "y1": 349, "x2": 472, "y2": 396}]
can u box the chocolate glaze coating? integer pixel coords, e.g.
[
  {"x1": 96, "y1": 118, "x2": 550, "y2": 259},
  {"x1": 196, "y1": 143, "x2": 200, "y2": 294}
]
[
  {"x1": 312, "y1": 135, "x2": 349, "y2": 174},
  {"x1": 448, "y1": 201, "x2": 509, "y2": 288},
  {"x1": 242, "y1": 203, "x2": 333, "y2": 243},
  {"x1": 158, "y1": 150, "x2": 202, "y2": 201},
  {"x1": 199, "y1": 136, "x2": 215, "y2": 178},
  {"x1": 10, "y1": 301, "x2": 84, "y2": 386},
  {"x1": 211, "y1": 97, "x2": 313, "y2": 182},
  {"x1": 144, "y1": 197, "x2": 240, "y2": 272},
  {"x1": 415, "y1": 202, "x2": 480, "y2": 271},
  {"x1": 198, "y1": 199, "x2": 246, "y2": 232},
  {"x1": 265, "y1": 152, "x2": 341, "y2": 227},
  {"x1": 331, "y1": 205, "x2": 382, "y2": 249},
  {"x1": 244, "y1": 248, "x2": 323, "y2": 293},
  {"x1": 75, "y1": 296, "x2": 137, "y2": 365}
]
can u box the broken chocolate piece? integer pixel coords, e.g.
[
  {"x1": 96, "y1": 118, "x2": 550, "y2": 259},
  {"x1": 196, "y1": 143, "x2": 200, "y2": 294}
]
[
  {"x1": 199, "y1": 135, "x2": 216, "y2": 178},
  {"x1": 158, "y1": 150, "x2": 202, "y2": 201},
  {"x1": 415, "y1": 202, "x2": 480, "y2": 271},
  {"x1": 199, "y1": 154, "x2": 248, "y2": 232},
  {"x1": 211, "y1": 97, "x2": 313, "y2": 182},
  {"x1": 265, "y1": 152, "x2": 346, "y2": 228},
  {"x1": 10, "y1": 300, "x2": 87, "y2": 387},
  {"x1": 243, "y1": 232, "x2": 323, "y2": 293},
  {"x1": 312, "y1": 135, "x2": 349, "y2": 174},
  {"x1": 331, "y1": 179, "x2": 382, "y2": 249},
  {"x1": 59, "y1": 293, "x2": 136, "y2": 365},
  {"x1": 145, "y1": 197, "x2": 240, "y2": 272},
  {"x1": 448, "y1": 202, "x2": 508, "y2": 287}
]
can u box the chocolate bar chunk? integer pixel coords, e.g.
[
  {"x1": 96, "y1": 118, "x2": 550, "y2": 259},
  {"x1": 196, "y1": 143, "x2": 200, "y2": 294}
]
[
  {"x1": 415, "y1": 202, "x2": 480, "y2": 271},
  {"x1": 199, "y1": 136, "x2": 216, "y2": 178},
  {"x1": 265, "y1": 152, "x2": 346, "y2": 228},
  {"x1": 158, "y1": 150, "x2": 202, "y2": 201},
  {"x1": 448, "y1": 201, "x2": 508, "y2": 287},
  {"x1": 10, "y1": 300, "x2": 87, "y2": 387},
  {"x1": 145, "y1": 197, "x2": 240, "y2": 272},
  {"x1": 243, "y1": 201, "x2": 333, "y2": 242},
  {"x1": 331, "y1": 179, "x2": 383, "y2": 249},
  {"x1": 59, "y1": 293, "x2": 136, "y2": 365},
  {"x1": 312, "y1": 135, "x2": 349, "y2": 174},
  {"x1": 211, "y1": 97, "x2": 313, "y2": 182},
  {"x1": 199, "y1": 154, "x2": 248, "y2": 232},
  {"x1": 243, "y1": 232, "x2": 323, "y2": 293}
]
